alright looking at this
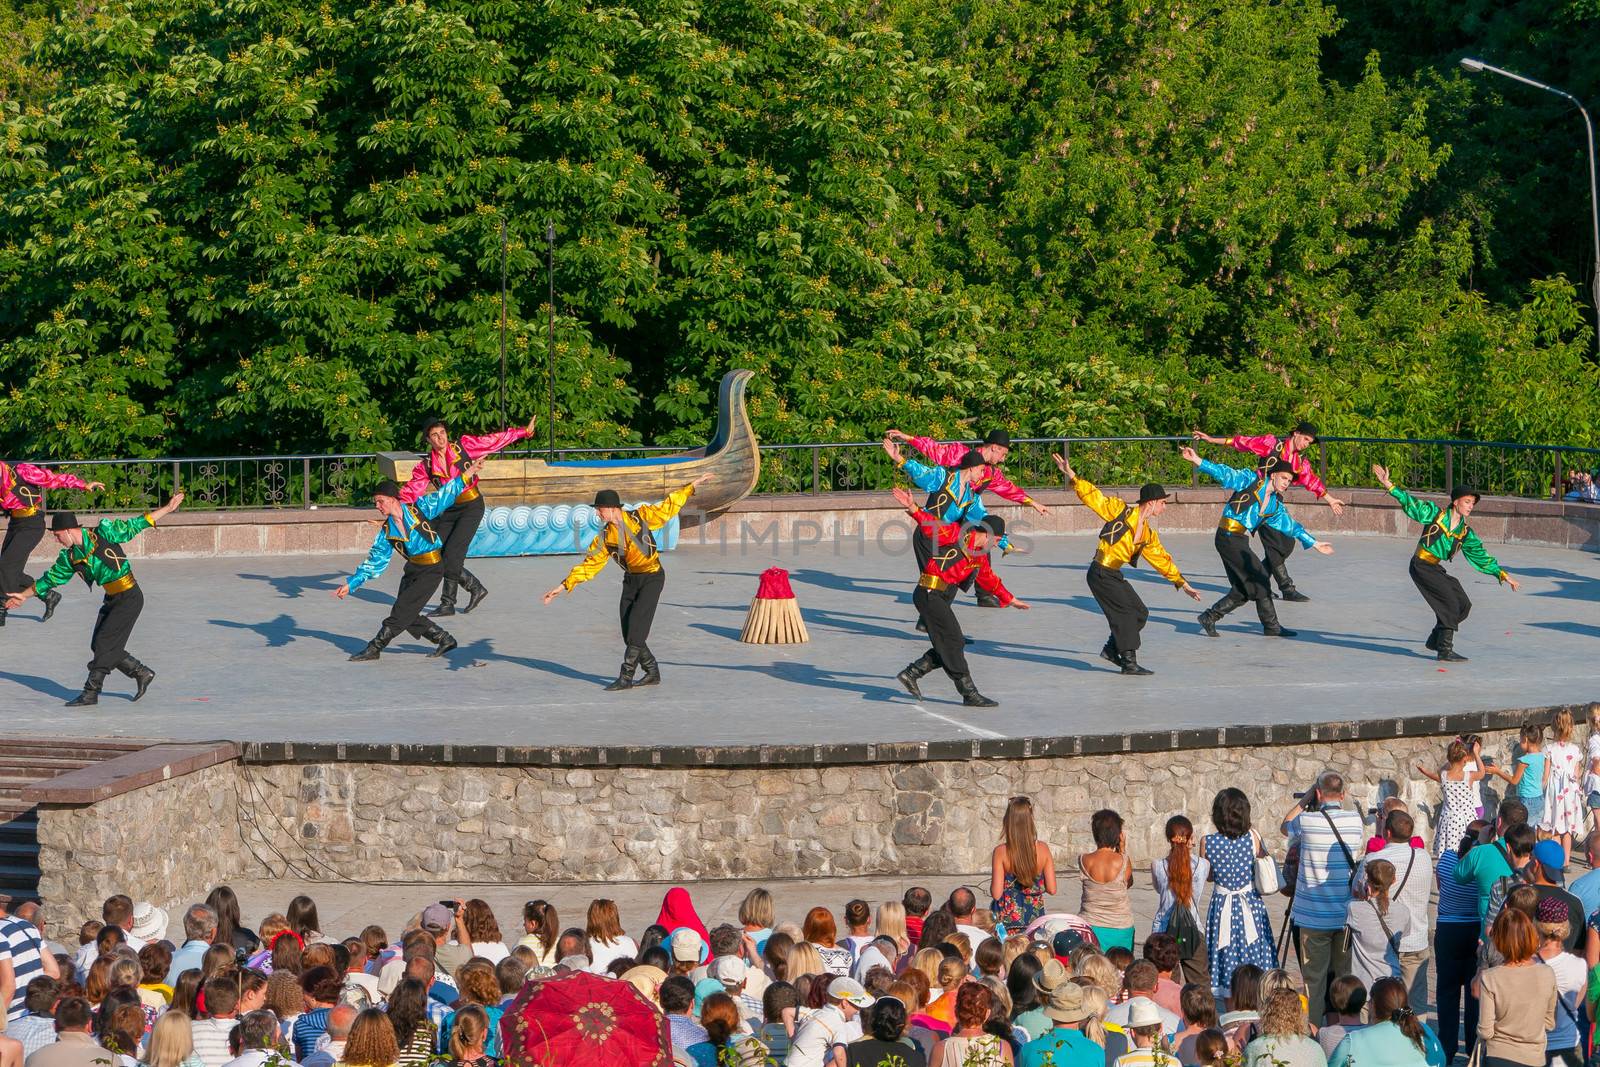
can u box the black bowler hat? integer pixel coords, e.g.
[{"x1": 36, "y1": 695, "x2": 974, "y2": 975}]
[
  {"x1": 593, "y1": 489, "x2": 622, "y2": 509},
  {"x1": 373, "y1": 479, "x2": 401, "y2": 499},
  {"x1": 421, "y1": 417, "x2": 448, "y2": 435},
  {"x1": 51, "y1": 512, "x2": 81, "y2": 532},
  {"x1": 982, "y1": 429, "x2": 1011, "y2": 449},
  {"x1": 981, "y1": 515, "x2": 1006, "y2": 538},
  {"x1": 958, "y1": 451, "x2": 986, "y2": 470},
  {"x1": 1138, "y1": 483, "x2": 1169, "y2": 504},
  {"x1": 1267, "y1": 458, "x2": 1296, "y2": 476},
  {"x1": 1292, "y1": 421, "x2": 1319, "y2": 442},
  {"x1": 1450, "y1": 485, "x2": 1481, "y2": 504}
]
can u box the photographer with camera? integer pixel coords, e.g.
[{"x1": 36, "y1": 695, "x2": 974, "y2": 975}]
[{"x1": 1281, "y1": 770, "x2": 1363, "y2": 1023}]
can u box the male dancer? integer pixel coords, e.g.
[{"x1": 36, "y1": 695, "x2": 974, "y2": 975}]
[
  {"x1": 891, "y1": 487, "x2": 1029, "y2": 707},
  {"x1": 1371, "y1": 466, "x2": 1519, "y2": 661},
  {"x1": 543, "y1": 474, "x2": 711, "y2": 691},
  {"x1": 334, "y1": 459, "x2": 485, "y2": 661},
  {"x1": 885, "y1": 427, "x2": 1045, "y2": 607},
  {"x1": 1178, "y1": 446, "x2": 1334, "y2": 637},
  {"x1": 4, "y1": 492, "x2": 184, "y2": 705},
  {"x1": 400, "y1": 415, "x2": 536, "y2": 616},
  {"x1": 1052, "y1": 454, "x2": 1202, "y2": 675},
  {"x1": 0, "y1": 460, "x2": 104, "y2": 625},
  {"x1": 1191, "y1": 423, "x2": 1345, "y2": 601}
]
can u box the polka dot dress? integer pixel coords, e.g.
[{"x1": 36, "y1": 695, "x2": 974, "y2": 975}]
[{"x1": 1205, "y1": 831, "x2": 1275, "y2": 994}]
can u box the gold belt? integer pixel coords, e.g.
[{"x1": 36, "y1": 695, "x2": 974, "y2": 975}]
[
  {"x1": 408, "y1": 549, "x2": 443, "y2": 565},
  {"x1": 1092, "y1": 550, "x2": 1124, "y2": 569},
  {"x1": 456, "y1": 485, "x2": 481, "y2": 504},
  {"x1": 8, "y1": 505, "x2": 39, "y2": 518},
  {"x1": 1218, "y1": 517, "x2": 1248, "y2": 535},
  {"x1": 102, "y1": 574, "x2": 137, "y2": 596},
  {"x1": 917, "y1": 574, "x2": 951, "y2": 591},
  {"x1": 1415, "y1": 548, "x2": 1441, "y2": 565}
]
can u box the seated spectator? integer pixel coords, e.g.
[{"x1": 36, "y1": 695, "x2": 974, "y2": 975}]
[
  {"x1": 1107, "y1": 963, "x2": 1181, "y2": 1039},
  {"x1": 662, "y1": 975, "x2": 709, "y2": 1054},
  {"x1": 584, "y1": 901, "x2": 636, "y2": 976},
  {"x1": 845, "y1": 994, "x2": 926, "y2": 1067},
  {"x1": 1193, "y1": 1029, "x2": 1231, "y2": 1067},
  {"x1": 440, "y1": 961, "x2": 502, "y2": 1060},
  {"x1": 99, "y1": 1001, "x2": 146, "y2": 1067},
  {"x1": 25, "y1": 996, "x2": 103, "y2": 1067},
  {"x1": 1141, "y1": 935, "x2": 1184, "y2": 1018},
  {"x1": 205, "y1": 888, "x2": 258, "y2": 956},
  {"x1": 136, "y1": 944, "x2": 174, "y2": 1009},
  {"x1": 789, "y1": 978, "x2": 876, "y2": 1067},
  {"x1": 735, "y1": 891, "x2": 774, "y2": 964},
  {"x1": 686, "y1": 992, "x2": 747, "y2": 1067},
  {"x1": 10, "y1": 977, "x2": 63, "y2": 1059},
  {"x1": 384, "y1": 980, "x2": 435, "y2": 1067},
  {"x1": 293, "y1": 967, "x2": 343, "y2": 1061},
  {"x1": 904, "y1": 889, "x2": 933, "y2": 946},
  {"x1": 139, "y1": 1010, "x2": 198, "y2": 1067},
  {"x1": 925, "y1": 957, "x2": 968, "y2": 1026},
  {"x1": 1173, "y1": 984, "x2": 1219, "y2": 1064},
  {"x1": 222, "y1": 1010, "x2": 295, "y2": 1067},
  {"x1": 1315, "y1": 976, "x2": 1368, "y2": 1059},
  {"x1": 303, "y1": 1004, "x2": 356, "y2": 1067},
  {"x1": 1563, "y1": 470, "x2": 1599, "y2": 503},
  {"x1": 1327, "y1": 978, "x2": 1442, "y2": 1067},
  {"x1": 515, "y1": 902, "x2": 558, "y2": 968},
  {"x1": 1113, "y1": 997, "x2": 1173, "y2": 1067},
  {"x1": 930, "y1": 983, "x2": 1010, "y2": 1067},
  {"x1": 336, "y1": 1009, "x2": 398, "y2": 1067},
  {"x1": 167, "y1": 907, "x2": 219, "y2": 986},
  {"x1": 442, "y1": 1005, "x2": 491, "y2": 1067},
  {"x1": 1241, "y1": 991, "x2": 1324, "y2": 1067},
  {"x1": 1018, "y1": 979, "x2": 1097, "y2": 1067},
  {"x1": 189, "y1": 975, "x2": 243, "y2": 1067},
  {"x1": 493, "y1": 956, "x2": 528, "y2": 1006},
  {"x1": 754, "y1": 981, "x2": 799, "y2": 1062},
  {"x1": 803, "y1": 909, "x2": 852, "y2": 977}
]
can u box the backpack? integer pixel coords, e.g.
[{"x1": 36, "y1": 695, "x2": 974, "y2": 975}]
[{"x1": 1168, "y1": 901, "x2": 1205, "y2": 961}]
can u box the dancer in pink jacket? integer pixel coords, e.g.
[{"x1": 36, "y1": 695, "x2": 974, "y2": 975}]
[{"x1": 0, "y1": 460, "x2": 104, "y2": 626}]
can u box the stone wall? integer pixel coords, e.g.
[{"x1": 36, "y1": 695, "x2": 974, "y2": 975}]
[
  {"x1": 232, "y1": 727, "x2": 1524, "y2": 885},
  {"x1": 35, "y1": 759, "x2": 243, "y2": 932}
]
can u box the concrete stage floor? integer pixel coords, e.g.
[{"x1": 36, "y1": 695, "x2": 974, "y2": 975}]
[{"x1": 0, "y1": 533, "x2": 1594, "y2": 746}]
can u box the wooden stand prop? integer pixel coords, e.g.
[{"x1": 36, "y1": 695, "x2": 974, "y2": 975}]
[{"x1": 739, "y1": 567, "x2": 809, "y2": 644}]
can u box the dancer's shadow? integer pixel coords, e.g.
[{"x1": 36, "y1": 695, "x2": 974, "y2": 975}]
[
  {"x1": 209, "y1": 615, "x2": 368, "y2": 655},
  {"x1": 450, "y1": 637, "x2": 611, "y2": 685},
  {"x1": 787, "y1": 569, "x2": 909, "y2": 598},
  {"x1": 0, "y1": 670, "x2": 81, "y2": 701},
  {"x1": 1271, "y1": 627, "x2": 1424, "y2": 659},
  {"x1": 967, "y1": 640, "x2": 1097, "y2": 673},
  {"x1": 693, "y1": 609, "x2": 924, "y2": 643},
  {"x1": 1516, "y1": 567, "x2": 1600, "y2": 604},
  {"x1": 673, "y1": 658, "x2": 905, "y2": 702},
  {"x1": 236, "y1": 572, "x2": 388, "y2": 605},
  {"x1": 1528, "y1": 620, "x2": 1600, "y2": 641}
]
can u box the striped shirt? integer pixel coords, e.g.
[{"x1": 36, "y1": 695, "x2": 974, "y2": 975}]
[
  {"x1": 8, "y1": 1013, "x2": 57, "y2": 1058},
  {"x1": 291, "y1": 1008, "x2": 330, "y2": 1062},
  {"x1": 1436, "y1": 849, "x2": 1479, "y2": 923},
  {"x1": 0, "y1": 917, "x2": 47, "y2": 1020},
  {"x1": 189, "y1": 1016, "x2": 240, "y2": 1067},
  {"x1": 1286, "y1": 806, "x2": 1364, "y2": 930}
]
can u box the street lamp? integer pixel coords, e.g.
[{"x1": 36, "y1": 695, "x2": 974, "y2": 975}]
[{"x1": 1460, "y1": 57, "x2": 1600, "y2": 346}]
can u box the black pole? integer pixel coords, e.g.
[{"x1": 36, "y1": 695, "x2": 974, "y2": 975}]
[
  {"x1": 547, "y1": 221, "x2": 556, "y2": 455},
  {"x1": 498, "y1": 217, "x2": 508, "y2": 425}
]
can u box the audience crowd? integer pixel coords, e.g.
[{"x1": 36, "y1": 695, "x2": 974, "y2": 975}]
[{"x1": 2, "y1": 706, "x2": 1599, "y2": 1067}]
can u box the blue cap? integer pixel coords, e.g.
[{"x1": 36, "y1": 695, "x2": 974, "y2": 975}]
[
  {"x1": 693, "y1": 977, "x2": 724, "y2": 1012},
  {"x1": 1533, "y1": 838, "x2": 1566, "y2": 876}
]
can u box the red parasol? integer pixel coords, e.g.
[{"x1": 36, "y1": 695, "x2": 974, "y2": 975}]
[{"x1": 500, "y1": 970, "x2": 671, "y2": 1067}]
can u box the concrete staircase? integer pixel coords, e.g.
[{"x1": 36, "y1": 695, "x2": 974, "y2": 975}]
[{"x1": 0, "y1": 739, "x2": 150, "y2": 899}]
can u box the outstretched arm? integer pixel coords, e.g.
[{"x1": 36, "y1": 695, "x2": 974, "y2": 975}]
[
  {"x1": 636, "y1": 473, "x2": 711, "y2": 529},
  {"x1": 1461, "y1": 528, "x2": 1518, "y2": 590},
  {"x1": 336, "y1": 532, "x2": 395, "y2": 597},
  {"x1": 458, "y1": 418, "x2": 536, "y2": 459},
  {"x1": 13, "y1": 463, "x2": 104, "y2": 492}
]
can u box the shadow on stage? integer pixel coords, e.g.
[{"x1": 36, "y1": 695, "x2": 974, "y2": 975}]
[
  {"x1": 1516, "y1": 567, "x2": 1600, "y2": 604},
  {"x1": 210, "y1": 615, "x2": 368, "y2": 654},
  {"x1": 1528, "y1": 620, "x2": 1600, "y2": 640},
  {"x1": 0, "y1": 670, "x2": 85, "y2": 702},
  {"x1": 236, "y1": 572, "x2": 389, "y2": 605},
  {"x1": 450, "y1": 638, "x2": 610, "y2": 685},
  {"x1": 702, "y1": 568, "x2": 908, "y2": 599},
  {"x1": 674, "y1": 642, "x2": 906, "y2": 702}
]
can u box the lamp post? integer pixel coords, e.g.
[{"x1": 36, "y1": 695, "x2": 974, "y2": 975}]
[{"x1": 1460, "y1": 57, "x2": 1600, "y2": 346}]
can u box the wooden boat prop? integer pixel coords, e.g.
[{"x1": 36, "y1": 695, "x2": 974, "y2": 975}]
[{"x1": 379, "y1": 369, "x2": 759, "y2": 529}]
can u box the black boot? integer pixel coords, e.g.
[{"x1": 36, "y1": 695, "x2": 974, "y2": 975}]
[
  {"x1": 1272, "y1": 564, "x2": 1310, "y2": 603},
  {"x1": 349, "y1": 624, "x2": 402, "y2": 662},
  {"x1": 427, "y1": 579, "x2": 459, "y2": 617},
  {"x1": 117, "y1": 657, "x2": 156, "y2": 701},
  {"x1": 40, "y1": 588, "x2": 61, "y2": 622},
  {"x1": 975, "y1": 590, "x2": 1003, "y2": 608},
  {"x1": 0, "y1": 607, "x2": 5, "y2": 627},
  {"x1": 1198, "y1": 592, "x2": 1244, "y2": 637},
  {"x1": 1437, "y1": 628, "x2": 1468, "y2": 662},
  {"x1": 1119, "y1": 651, "x2": 1154, "y2": 676},
  {"x1": 604, "y1": 646, "x2": 643, "y2": 691},
  {"x1": 897, "y1": 651, "x2": 939, "y2": 699},
  {"x1": 65, "y1": 669, "x2": 108, "y2": 707},
  {"x1": 1099, "y1": 638, "x2": 1118, "y2": 665},
  {"x1": 635, "y1": 646, "x2": 661, "y2": 687},
  {"x1": 953, "y1": 673, "x2": 999, "y2": 708},
  {"x1": 419, "y1": 622, "x2": 457, "y2": 659},
  {"x1": 1256, "y1": 597, "x2": 1296, "y2": 638},
  {"x1": 459, "y1": 570, "x2": 489, "y2": 614}
]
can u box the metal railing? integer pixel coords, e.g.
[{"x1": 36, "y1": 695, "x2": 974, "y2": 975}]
[{"x1": 18, "y1": 436, "x2": 1600, "y2": 513}]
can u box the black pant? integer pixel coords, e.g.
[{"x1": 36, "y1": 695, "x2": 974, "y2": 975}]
[
  {"x1": 89, "y1": 585, "x2": 143, "y2": 670},
  {"x1": 913, "y1": 585, "x2": 968, "y2": 678},
  {"x1": 1216, "y1": 529, "x2": 1273, "y2": 601},
  {"x1": 384, "y1": 561, "x2": 445, "y2": 637},
  {"x1": 1434, "y1": 920, "x2": 1480, "y2": 1063},
  {"x1": 620, "y1": 569, "x2": 664, "y2": 648},
  {"x1": 433, "y1": 494, "x2": 485, "y2": 585},
  {"x1": 1257, "y1": 523, "x2": 1296, "y2": 571},
  {"x1": 0, "y1": 511, "x2": 45, "y2": 595},
  {"x1": 1087, "y1": 563, "x2": 1147, "y2": 652},
  {"x1": 1410, "y1": 556, "x2": 1471, "y2": 631}
]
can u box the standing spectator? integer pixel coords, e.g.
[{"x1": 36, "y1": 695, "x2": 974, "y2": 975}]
[
  {"x1": 1080, "y1": 810, "x2": 1135, "y2": 952},
  {"x1": 1313, "y1": 977, "x2": 1367, "y2": 1060},
  {"x1": 1241, "y1": 990, "x2": 1324, "y2": 1067},
  {"x1": 1541, "y1": 710, "x2": 1585, "y2": 861},
  {"x1": 945, "y1": 890, "x2": 988, "y2": 949},
  {"x1": 1282, "y1": 771, "x2": 1362, "y2": 1021},
  {"x1": 1435, "y1": 820, "x2": 1486, "y2": 1065},
  {"x1": 1327, "y1": 978, "x2": 1439, "y2": 1067},
  {"x1": 1415, "y1": 739, "x2": 1489, "y2": 858},
  {"x1": 1361, "y1": 809, "x2": 1432, "y2": 1008},
  {"x1": 802, "y1": 909, "x2": 852, "y2": 977},
  {"x1": 9, "y1": 978, "x2": 62, "y2": 1059},
  {"x1": 788, "y1": 978, "x2": 874, "y2": 1067},
  {"x1": 1151, "y1": 815, "x2": 1209, "y2": 985},
  {"x1": 188, "y1": 976, "x2": 243, "y2": 1067},
  {"x1": 845, "y1": 993, "x2": 927, "y2": 1067},
  {"x1": 929, "y1": 984, "x2": 1010, "y2": 1067},
  {"x1": 339, "y1": 1009, "x2": 398, "y2": 1067},
  {"x1": 1018, "y1": 980, "x2": 1098, "y2": 1067},
  {"x1": 583, "y1": 900, "x2": 636, "y2": 976},
  {"x1": 1477, "y1": 909, "x2": 1556, "y2": 1067},
  {"x1": 303, "y1": 1004, "x2": 356, "y2": 1067},
  {"x1": 26, "y1": 997, "x2": 104, "y2": 1067},
  {"x1": 991, "y1": 797, "x2": 1058, "y2": 930},
  {"x1": 205, "y1": 889, "x2": 258, "y2": 955},
  {"x1": 139, "y1": 1010, "x2": 199, "y2": 1067},
  {"x1": 904, "y1": 889, "x2": 933, "y2": 947},
  {"x1": 1585, "y1": 703, "x2": 1600, "y2": 835},
  {"x1": 1564, "y1": 833, "x2": 1600, "y2": 918},
  {"x1": 1344, "y1": 860, "x2": 1413, "y2": 991},
  {"x1": 1533, "y1": 897, "x2": 1584, "y2": 1067},
  {"x1": 514, "y1": 901, "x2": 557, "y2": 968},
  {"x1": 1489, "y1": 724, "x2": 1549, "y2": 831},
  {"x1": 0, "y1": 898, "x2": 58, "y2": 1022},
  {"x1": 166, "y1": 908, "x2": 218, "y2": 986},
  {"x1": 1456, "y1": 800, "x2": 1527, "y2": 921},
  {"x1": 1202, "y1": 789, "x2": 1275, "y2": 999}
]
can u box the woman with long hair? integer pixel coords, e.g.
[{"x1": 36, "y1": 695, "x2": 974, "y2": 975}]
[
  {"x1": 1201, "y1": 788, "x2": 1275, "y2": 999},
  {"x1": 138, "y1": 1010, "x2": 199, "y2": 1067},
  {"x1": 583, "y1": 899, "x2": 637, "y2": 975},
  {"x1": 928, "y1": 983, "x2": 1012, "y2": 1067},
  {"x1": 1477, "y1": 909, "x2": 1556, "y2": 1067},
  {"x1": 1328, "y1": 977, "x2": 1441, "y2": 1067},
  {"x1": 875, "y1": 901, "x2": 912, "y2": 960},
  {"x1": 1345, "y1": 859, "x2": 1414, "y2": 989},
  {"x1": 802, "y1": 907, "x2": 852, "y2": 976},
  {"x1": 445, "y1": 1005, "x2": 491, "y2": 1067},
  {"x1": 1219, "y1": 965, "x2": 1264, "y2": 1049},
  {"x1": 1542, "y1": 708, "x2": 1585, "y2": 859},
  {"x1": 341, "y1": 1008, "x2": 399, "y2": 1067},
  {"x1": 1240, "y1": 990, "x2": 1323, "y2": 1067},
  {"x1": 762, "y1": 931, "x2": 795, "y2": 982},
  {"x1": 991, "y1": 796, "x2": 1058, "y2": 929},
  {"x1": 515, "y1": 901, "x2": 558, "y2": 967},
  {"x1": 442, "y1": 961, "x2": 504, "y2": 1059},
  {"x1": 285, "y1": 896, "x2": 321, "y2": 944},
  {"x1": 785, "y1": 942, "x2": 827, "y2": 985},
  {"x1": 386, "y1": 978, "x2": 436, "y2": 1067},
  {"x1": 916, "y1": 911, "x2": 957, "y2": 954},
  {"x1": 457, "y1": 900, "x2": 507, "y2": 963},
  {"x1": 169, "y1": 970, "x2": 203, "y2": 1019},
  {"x1": 1153, "y1": 814, "x2": 1210, "y2": 985},
  {"x1": 206, "y1": 887, "x2": 258, "y2": 953}
]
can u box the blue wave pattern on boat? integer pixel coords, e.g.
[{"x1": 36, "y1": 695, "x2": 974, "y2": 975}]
[{"x1": 466, "y1": 504, "x2": 681, "y2": 558}]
